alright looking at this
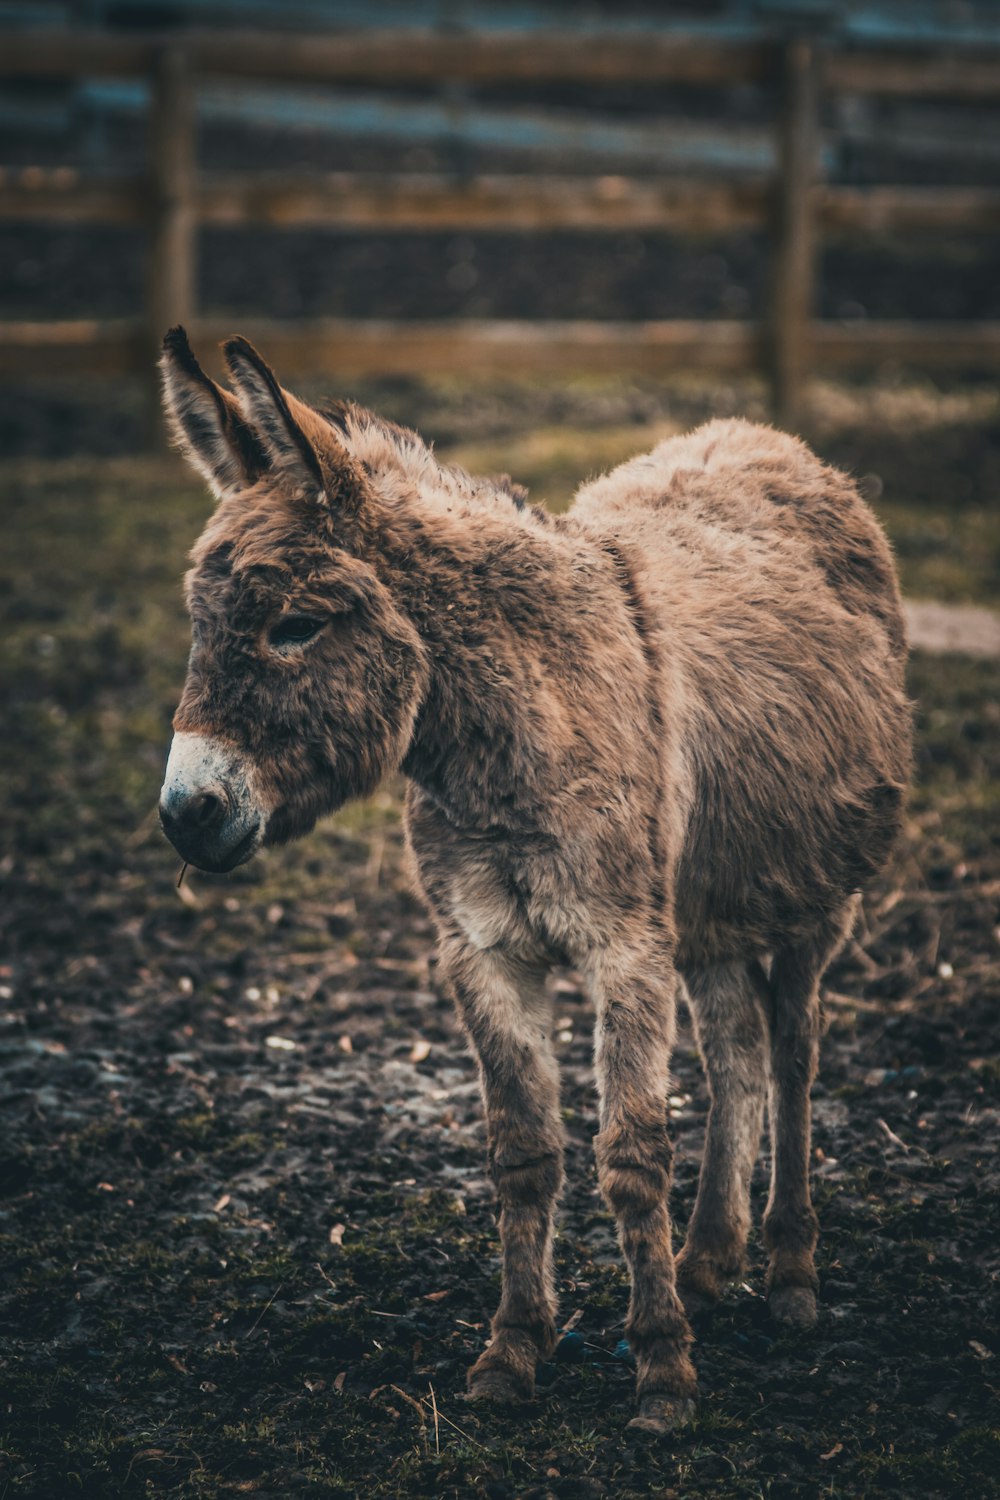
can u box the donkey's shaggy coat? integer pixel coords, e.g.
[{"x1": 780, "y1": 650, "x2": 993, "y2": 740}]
[{"x1": 158, "y1": 330, "x2": 911, "y2": 1433}]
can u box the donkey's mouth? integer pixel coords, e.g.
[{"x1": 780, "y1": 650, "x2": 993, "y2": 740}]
[
  {"x1": 208, "y1": 821, "x2": 262, "y2": 873},
  {"x1": 160, "y1": 813, "x2": 262, "y2": 875}
]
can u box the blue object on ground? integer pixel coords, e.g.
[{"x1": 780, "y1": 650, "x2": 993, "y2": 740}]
[{"x1": 555, "y1": 1330, "x2": 587, "y2": 1362}]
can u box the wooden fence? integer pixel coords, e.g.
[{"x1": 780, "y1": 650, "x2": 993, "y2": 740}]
[{"x1": 2, "y1": 26, "x2": 1000, "y2": 438}]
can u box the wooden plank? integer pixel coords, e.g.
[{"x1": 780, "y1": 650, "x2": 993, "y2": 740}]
[
  {"x1": 0, "y1": 319, "x2": 143, "y2": 376},
  {"x1": 814, "y1": 321, "x2": 1000, "y2": 368},
  {"x1": 0, "y1": 170, "x2": 768, "y2": 236},
  {"x1": 196, "y1": 173, "x2": 768, "y2": 233},
  {"x1": 9, "y1": 172, "x2": 1000, "y2": 238},
  {"x1": 193, "y1": 318, "x2": 760, "y2": 378},
  {"x1": 146, "y1": 47, "x2": 196, "y2": 445},
  {"x1": 819, "y1": 186, "x2": 1000, "y2": 234},
  {"x1": 0, "y1": 168, "x2": 146, "y2": 224},
  {"x1": 0, "y1": 28, "x2": 768, "y2": 86},
  {"x1": 0, "y1": 318, "x2": 758, "y2": 379},
  {"x1": 4, "y1": 26, "x2": 998, "y2": 94},
  {"x1": 194, "y1": 30, "x2": 770, "y2": 87},
  {"x1": 0, "y1": 31, "x2": 156, "y2": 79},
  {"x1": 827, "y1": 51, "x2": 1000, "y2": 98},
  {"x1": 5, "y1": 319, "x2": 1000, "y2": 383},
  {"x1": 770, "y1": 38, "x2": 819, "y2": 431}
]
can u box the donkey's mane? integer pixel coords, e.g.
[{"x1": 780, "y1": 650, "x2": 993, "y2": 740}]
[{"x1": 315, "y1": 398, "x2": 543, "y2": 525}]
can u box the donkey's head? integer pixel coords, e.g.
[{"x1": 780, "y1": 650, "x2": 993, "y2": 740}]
[{"x1": 158, "y1": 329, "x2": 429, "y2": 873}]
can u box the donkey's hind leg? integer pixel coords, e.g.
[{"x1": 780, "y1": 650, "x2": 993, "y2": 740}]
[
  {"x1": 440, "y1": 940, "x2": 564, "y2": 1403},
  {"x1": 589, "y1": 937, "x2": 697, "y2": 1434},
  {"x1": 676, "y1": 961, "x2": 769, "y2": 1312},
  {"x1": 765, "y1": 901, "x2": 856, "y2": 1329}
]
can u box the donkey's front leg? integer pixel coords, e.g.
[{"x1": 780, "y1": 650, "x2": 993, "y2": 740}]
[
  {"x1": 590, "y1": 940, "x2": 697, "y2": 1435},
  {"x1": 441, "y1": 940, "x2": 564, "y2": 1403}
]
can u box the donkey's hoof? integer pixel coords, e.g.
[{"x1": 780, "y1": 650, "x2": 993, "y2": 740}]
[
  {"x1": 676, "y1": 1248, "x2": 739, "y2": 1316},
  {"x1": 769, "y1": 1285, "x2": 818, "y2": 1330},
  {"x1": 676, "y1": 1263, "x2": 724, "y2": 1316},
  {"x1": 626, "y1": 1394, "x2": 697, "y2": 1437},
  {"x1": 466, "y1": 1367, "x2": 530, "y2": 1406},
  {"x1": 677, "y1": 1283, "x2": 717, "y2": 1318}
]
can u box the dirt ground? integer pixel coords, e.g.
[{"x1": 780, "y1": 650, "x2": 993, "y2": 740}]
[{"x1": 1, "y1": 377, "x2": 998, "y2": 1498}]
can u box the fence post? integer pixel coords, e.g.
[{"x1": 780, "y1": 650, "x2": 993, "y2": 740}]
[
  {"x1": 146, "y1": 45, "x2": 195, "y2": 448},
  {"x1": 770, "y1": 37, "x2": 819, "y2": 431}
]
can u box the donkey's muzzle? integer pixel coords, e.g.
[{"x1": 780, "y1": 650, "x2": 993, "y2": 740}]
[{"x1": 159, "y1": 731, "x2": 264, "y2": 873}]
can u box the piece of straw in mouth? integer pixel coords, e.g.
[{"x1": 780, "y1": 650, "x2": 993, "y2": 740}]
[{"x1": 176, "y1": 862, "x2": 189, "y2": 889}]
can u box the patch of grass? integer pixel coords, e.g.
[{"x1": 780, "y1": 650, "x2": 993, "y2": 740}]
[
  {"x1": 876, "y1": 497, "x2": 1000, "y2": 606},
  {"x1": 854, "y1": 1425, "x2": 1000, "y2": 1492},
  {"x1": 908, "y1": 651, "x2": 1000, "y2": 847}
]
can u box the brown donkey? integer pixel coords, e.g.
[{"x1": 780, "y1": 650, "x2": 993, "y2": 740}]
[{"x1": 158, "y1": 329, "x2": 911, "y2": 1434}]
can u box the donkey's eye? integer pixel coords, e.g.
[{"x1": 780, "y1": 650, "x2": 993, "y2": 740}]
[{"x1": 269, "y1": 615, "x2": 325, "y2": 648}]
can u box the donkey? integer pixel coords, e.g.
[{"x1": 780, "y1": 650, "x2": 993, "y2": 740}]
[{"x1": 158, "y1": 327, "x2": 911, "y2": 1434}]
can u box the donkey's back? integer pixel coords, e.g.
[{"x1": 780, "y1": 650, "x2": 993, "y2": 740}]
[{"x1": 571, "y1": 417, "x2": 911, "y2": 968}]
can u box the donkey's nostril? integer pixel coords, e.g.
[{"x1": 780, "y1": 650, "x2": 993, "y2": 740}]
[{"x1": 191, "y1": 791, "x2": 227, "y2": 830}]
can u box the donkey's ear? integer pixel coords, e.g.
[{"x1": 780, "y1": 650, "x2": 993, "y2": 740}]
[
  {"x1": 223, "y1": 335, "x2": 364, "y2": 510},
  {"x1": 160, "y1": 327, "x2": 269, "y2": 497},
  {"x1": 161, "y1": 327, "x2": 269, "y2": 497}
]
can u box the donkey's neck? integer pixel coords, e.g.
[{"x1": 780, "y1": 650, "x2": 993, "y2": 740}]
[{"x1": 369, "y1": 494, "x2": 577, "y2": 830}]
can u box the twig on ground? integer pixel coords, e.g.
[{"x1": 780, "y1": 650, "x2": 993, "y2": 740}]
[
  {"x1": 429, "y1": 1383, "x2": 441, "y2": 1457},
  {"x1": 387, "y1": 1387, "x2": 489, "y2": 1452},
  {"x1": 876, "y1": 1117, "x2": 911, "y2": 1151},
  {"x1": 824, "y1": 989, "x2": 891, "y2": 1014},
  {"x1": 390, "y1": 1384, "x2": 428, "y2": 1457},
  {"x1": 245, "y1": 1283, "x2": 284, "y2": 1339},
  {"x1": 876, "y1": 1118, "x2": 930, "y2": 1157}
]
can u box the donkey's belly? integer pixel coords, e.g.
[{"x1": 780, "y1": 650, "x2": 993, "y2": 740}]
[
  {"x1": 673, "y1": 857, "x2": 830, "y2": 970},
  {"x1": 672, "y1": 766, "x2": 902, "y2": 970}
]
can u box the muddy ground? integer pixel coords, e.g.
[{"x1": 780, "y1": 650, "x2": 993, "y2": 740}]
[{"x1": 0, "y1": 379, "x2": 998, "y2": 1498}]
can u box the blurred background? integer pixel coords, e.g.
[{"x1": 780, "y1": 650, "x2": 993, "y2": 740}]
[
  {"x1": 1, "y1": 5, "x2": 999, "y2": 1498},
  {"x1": 3, "y1": 0, "x2": 1000, "y2": 452}
]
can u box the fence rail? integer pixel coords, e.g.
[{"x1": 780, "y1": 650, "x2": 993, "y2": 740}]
[
  {"x1": 0, "y1": 29, "x2": 771, "y2": 87},
  {"x1": 5, "y1": 168, "x2": 1000, "y2": 235},
  {"x1": 6, "y1": 315, "x2": 999, "y2": 379},
  {"x1": 2, "y1": 26, "x2": 1000, "y2": 438},
  {"x1": 5, "y1": 27, "x2": 1000, "y2": 94}
]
